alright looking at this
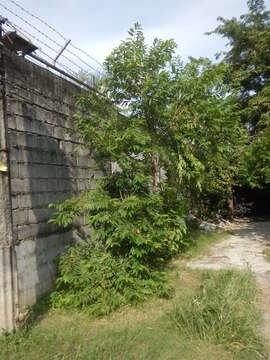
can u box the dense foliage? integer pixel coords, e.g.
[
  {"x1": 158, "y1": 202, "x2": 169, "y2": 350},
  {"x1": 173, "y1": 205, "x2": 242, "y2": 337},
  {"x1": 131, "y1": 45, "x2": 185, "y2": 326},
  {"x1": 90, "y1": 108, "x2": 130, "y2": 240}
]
[
  {"x1": 68, "y1": 28, "x2": 245, "y2": 214},
  {"x1": 51, "y1": 2, "x2": 269, "y2": 313},
  {"x1": 210, "y1": 0, "x2": 270, "y2": 187},
  {"x1": 51, "y1": 242, "x2": 173, "y2": 315}
]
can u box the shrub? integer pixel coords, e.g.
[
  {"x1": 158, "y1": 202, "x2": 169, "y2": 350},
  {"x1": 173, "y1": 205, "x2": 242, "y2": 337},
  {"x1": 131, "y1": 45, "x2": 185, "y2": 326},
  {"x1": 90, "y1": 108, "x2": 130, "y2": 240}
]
[
  {"x1": 51, "y1": 188, "x2": 187, "y2": 270},
  {"x1": 50, "y1": 186, "x2": 188, "y2": 314},
  {"x1": 51, "y1": 242, "x2": 173, "y2": 315}
]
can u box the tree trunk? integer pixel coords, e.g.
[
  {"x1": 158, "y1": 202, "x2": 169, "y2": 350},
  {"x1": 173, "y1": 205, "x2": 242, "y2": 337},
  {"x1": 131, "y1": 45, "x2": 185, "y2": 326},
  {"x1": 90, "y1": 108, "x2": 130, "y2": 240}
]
[
  {"x1": 152, "y1": 153, "x2": 160, "y2": 193},
  {"x1": 227, "y1": 183, "x2": 234, "y2": 218}
]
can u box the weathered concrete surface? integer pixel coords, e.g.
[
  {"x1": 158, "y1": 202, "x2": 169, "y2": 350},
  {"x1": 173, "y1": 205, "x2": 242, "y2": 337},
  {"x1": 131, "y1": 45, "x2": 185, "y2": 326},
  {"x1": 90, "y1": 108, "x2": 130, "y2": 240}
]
[
  {"x1": 0, "y1": 247, "x2": 17, "y2": 331},
  {"x1": 0, "y1": 48, "x2": 99, "y2": 331},
  {"x1": 0, "y1": 49, "x2": 18, "y2": 331},
  {"x1": 188, "y1": 220, "x2": 270, "y2": 343}
]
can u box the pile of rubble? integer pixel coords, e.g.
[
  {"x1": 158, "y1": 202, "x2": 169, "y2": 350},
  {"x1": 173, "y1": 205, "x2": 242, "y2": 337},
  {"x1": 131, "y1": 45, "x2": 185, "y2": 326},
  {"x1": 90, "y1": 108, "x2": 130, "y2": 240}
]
[{"x1": 186, "y1": 214, "x2": 251, "y2": 233}]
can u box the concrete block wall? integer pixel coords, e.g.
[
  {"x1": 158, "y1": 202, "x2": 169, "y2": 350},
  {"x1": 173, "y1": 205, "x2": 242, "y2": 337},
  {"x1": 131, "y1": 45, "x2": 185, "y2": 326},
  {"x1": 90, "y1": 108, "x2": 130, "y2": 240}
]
[{"x1": 0, "y1": 48, "x2": 98, "y2": 331}]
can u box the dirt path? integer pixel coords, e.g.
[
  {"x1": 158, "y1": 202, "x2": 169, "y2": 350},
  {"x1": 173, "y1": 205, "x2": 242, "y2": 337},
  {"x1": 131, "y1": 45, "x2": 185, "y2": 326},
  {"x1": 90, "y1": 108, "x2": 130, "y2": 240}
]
[{"x1": 188, "y1": 220, "x2": 270, "y2": 343}]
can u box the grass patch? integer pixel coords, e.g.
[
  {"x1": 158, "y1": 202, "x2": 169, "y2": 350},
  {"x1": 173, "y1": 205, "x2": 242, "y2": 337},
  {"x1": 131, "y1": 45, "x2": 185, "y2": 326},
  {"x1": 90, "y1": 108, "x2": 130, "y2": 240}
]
[
  {"x1": 0, "y1": 313, "x2": 230, "y2": 360},
  {"x1": 183, "y1": 230, "x2": 229, "y2": 259},
  {"x1": 170, "y1": 269, "x2": 268, "y2": 359},
  {"x1": 0, "y1": 232, "x2": 268, "y2": 359},
  {"x1": 264, "y1": 248, "x2": 270, "y2": 262},
  {"x1": 0, "y1": 266, "x2": 230, "y2": 360},
  {"x1": 0, "y1": 266, "x2": 268, "y2": 360}
]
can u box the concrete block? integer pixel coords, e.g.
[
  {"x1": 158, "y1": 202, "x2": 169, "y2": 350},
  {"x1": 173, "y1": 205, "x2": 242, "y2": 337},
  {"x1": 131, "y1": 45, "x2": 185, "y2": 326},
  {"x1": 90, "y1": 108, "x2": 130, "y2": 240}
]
[
  {"x1": 17, "y1": 149, "x2": 32, "y2": 163},
  {"x1": 10, "y1": 162, "x2": 19, "y2": 178},
  {"x1": 9, "y1": 148, "x2": 18, "y2": 161},
  {"x1": 77, "y1": 155, "x2": 90, "y2": 167},
  {"x1": 53, "y1": 126, "x2": 65, "y2": 139},
  {"x1": 7, "y1": 116, "x2": 16, "y2": 130},
  {"x1": 11, "y1": 195, "x2": 18, "y2": 209},
  {"x1": 11, "y1": 179, "x2": 30, "y2": 194},
  {"x1": 13, "y1": 209, "x2": 28, "y2": 226},
  {"x1": 18, "y1": 194, "x2": 34, "y2": 208},
  {"x1": 25, "y1": 133, "x2": 38, "y2": 149},
  {"x1": 18, "y1": 164, "x2": 30, "y2": 178},
  {"x1": 17, "y1": 224, "x2": 40, "y2": 240},
  {"x1": 59, "y1": 140, "x2": 73, "y2": 154},
  {"x1": 28, "y1": 208, "x2": 53, "y2": 224},
  {"x1": 0, "y1": 247, "x2": 16, "y2": 332},
  {"x1": 15, "y1": 117, "x2": 29, "y2": 132},
  {"x1": 47, "y1": 179, "x2": 58, "y2": 192},
  {"x1": 7, "y1": 131, "x2": 16, "y2": 147},
  {"x1": 30, "y1": 179, "x2": 48, "y2": 193}
]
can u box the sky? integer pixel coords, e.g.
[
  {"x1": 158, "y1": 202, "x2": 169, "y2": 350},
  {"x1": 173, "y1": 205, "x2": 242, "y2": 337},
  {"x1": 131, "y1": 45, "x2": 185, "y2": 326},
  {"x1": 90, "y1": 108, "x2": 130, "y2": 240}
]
[{"x1": 1, "y1": 0, "x2": 270, "y2": 73}]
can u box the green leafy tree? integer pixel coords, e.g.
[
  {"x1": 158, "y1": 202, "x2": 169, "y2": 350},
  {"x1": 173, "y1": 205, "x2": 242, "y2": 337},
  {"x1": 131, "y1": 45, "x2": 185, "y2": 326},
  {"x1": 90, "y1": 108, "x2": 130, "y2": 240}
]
[
  {"x1": 51, "y1": 24, "x2": 187, "y2": 313},
  {"x1": 51, "y1": 24, "x2": 246, "y2": 313},
  {"x1": 100, "y1": 24, "x2": 245, "y2": 213},
  {"x1": 209, "y1": 0, "x2": 270, "y2": 187},
  {"x1": 53, "y1": 23, "x2": 246, "y2": 247},
  {"x1": 166, "y1": 60, "x2": 246, "y2": 215}
]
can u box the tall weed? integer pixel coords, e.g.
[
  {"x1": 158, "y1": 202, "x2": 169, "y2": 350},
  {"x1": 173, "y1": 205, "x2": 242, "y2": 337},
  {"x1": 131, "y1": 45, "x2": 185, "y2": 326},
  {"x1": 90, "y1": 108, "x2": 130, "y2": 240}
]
[{"x1": 171, "y1": 269, "x2": 268, "y2": 359}]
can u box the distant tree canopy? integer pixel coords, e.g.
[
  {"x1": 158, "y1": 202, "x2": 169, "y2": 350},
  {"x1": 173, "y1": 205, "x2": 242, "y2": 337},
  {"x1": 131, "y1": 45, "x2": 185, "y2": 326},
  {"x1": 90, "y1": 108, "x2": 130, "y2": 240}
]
[{"x1": 209, "y1": 0, "x2": 270, "y2": 187}]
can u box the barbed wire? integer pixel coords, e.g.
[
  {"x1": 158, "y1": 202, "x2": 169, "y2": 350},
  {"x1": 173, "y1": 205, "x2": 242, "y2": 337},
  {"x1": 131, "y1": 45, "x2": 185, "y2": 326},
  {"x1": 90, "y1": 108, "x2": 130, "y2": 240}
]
[
  {"x1": 4, "y1": 0, "x2": 103, "y2": 68},
  {"x1": 69, "y1": 44, "x2": 103, "y2": 68},
  {"x1": 7, "y1": 0, "x2": 103, "y2": 68},
  {"x1": 0, "y1": 2, "x2": 63, "y2": 48},
  {"x1": 4, "y1": 19, "x2": 87, "y2": 77},
  {"x1": 7, "y1": 0, "x2": 67, "y2": 41},
  {"x1": 0, "y1": 0, "x2": 104, "y2": 79},
  {"x1": 2, "y1": 23, "x2": 97, "y2": 90},
  {"x1": 35, "y1": 49, "x2": 78, "y2": 77}
]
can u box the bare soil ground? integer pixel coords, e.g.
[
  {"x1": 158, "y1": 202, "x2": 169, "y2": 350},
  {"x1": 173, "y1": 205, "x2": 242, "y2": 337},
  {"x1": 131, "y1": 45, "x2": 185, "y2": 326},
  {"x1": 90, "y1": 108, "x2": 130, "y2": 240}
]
[{"x1": 188, "y1": 219, "x2": 270, "y2": 343}]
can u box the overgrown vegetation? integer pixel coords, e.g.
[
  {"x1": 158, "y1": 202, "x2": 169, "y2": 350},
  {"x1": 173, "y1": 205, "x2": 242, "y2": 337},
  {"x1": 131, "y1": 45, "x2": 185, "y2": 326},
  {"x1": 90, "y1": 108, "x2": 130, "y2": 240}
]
[
  {"x1": 47, "y1": 0, "x2": 270, "y2": 338},
  {"x1": 1, "y1": 2, "x2": 269, "y2": 359},
  {"x1": 0, "y1": 266, "x2": 268, "y2": 360},
  {"x1": 50, "y1": 20, "x2": 247, "y2": 312},
  {"x1": 209, "y1": 0, "x2": 270, "y2": 188},
  {"x1": 51, "y1": 189, "x2": 187, "y2": 312},
  {"x1": 51, "y1": 242, "x2": 174, "y2": 315},
  {"x1": 171, "y1": 269, "x2": 267, "y2": 359}
]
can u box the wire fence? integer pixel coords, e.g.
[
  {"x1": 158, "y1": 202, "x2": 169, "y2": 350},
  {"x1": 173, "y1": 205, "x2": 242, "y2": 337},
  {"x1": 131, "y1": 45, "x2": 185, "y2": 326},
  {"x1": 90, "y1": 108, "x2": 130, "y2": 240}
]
[{"x1": 0, "y1": 0, "x2": 105, "y2": 88}]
